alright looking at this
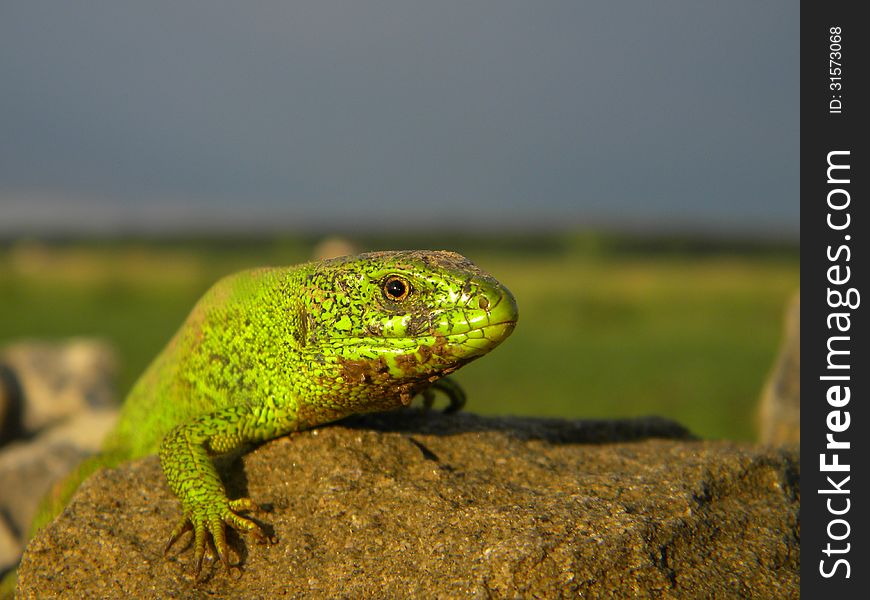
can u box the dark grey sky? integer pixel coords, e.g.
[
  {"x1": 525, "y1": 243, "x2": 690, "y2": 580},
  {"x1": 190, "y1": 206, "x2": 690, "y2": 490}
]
[{"x1": 0, "y1": 1, "x2": 798, "y2": 237}]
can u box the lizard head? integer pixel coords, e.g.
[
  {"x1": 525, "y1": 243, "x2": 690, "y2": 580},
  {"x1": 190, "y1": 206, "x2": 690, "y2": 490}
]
[{"x1": 295, "y1": 250, "x2": 518, "y2": 406}]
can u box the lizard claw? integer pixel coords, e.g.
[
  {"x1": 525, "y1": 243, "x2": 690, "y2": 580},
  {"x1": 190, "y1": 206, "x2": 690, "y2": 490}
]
[{"x1": 164, "y1": 497, "x2": 266, "y2": 580}]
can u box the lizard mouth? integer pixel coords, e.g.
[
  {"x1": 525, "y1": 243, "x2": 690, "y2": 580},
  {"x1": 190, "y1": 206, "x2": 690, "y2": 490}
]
[
  {"x1": 444, "y1": 318, "x2": 517, "y2": 350},
  {"x1": 423, "y1": 284, "x2": 519, "y2": 343},
  {"x1": 345, "y1": 318, "x2": 516, "y2": 349},
  {"x1": 335, "y1": 316, "x2": 517, "y2": 364}
]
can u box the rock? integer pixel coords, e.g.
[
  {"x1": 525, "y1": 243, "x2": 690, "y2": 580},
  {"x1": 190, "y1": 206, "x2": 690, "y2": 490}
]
[
  {"x1": 0, "y1": 364, "x2": 23, "y2": 445},
  {"x1": 0, "y1": 339, "x2": 119, "y2": 577},
  {"x1": 17, "y1": 412, "x2": 799, "y2": 599},
  {"x1": 0, "y1": 339, "x2": 118, "y2": 436},
  {"x1": 311, "y1": 236, "x2": 359, "y2": 261},
  {"x1": 758, "y1": 292, "x2": 800, "y2": 444},
  {"x1": 0, "y1": 409, "x2": 117, "y2": 549},
  {"x1": 0, "y1": 518, "x2": 20, "y2": 580}
]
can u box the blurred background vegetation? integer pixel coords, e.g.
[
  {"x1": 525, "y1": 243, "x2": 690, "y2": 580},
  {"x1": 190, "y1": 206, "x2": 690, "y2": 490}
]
[{"x1": 0, "y1": 232, "x2": 798, "y2": 441}]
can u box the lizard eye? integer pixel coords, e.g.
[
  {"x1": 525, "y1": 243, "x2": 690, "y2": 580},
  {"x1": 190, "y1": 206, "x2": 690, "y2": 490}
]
[{"x1": 382, "y1": 275, "x2": 411, "y2": 301}]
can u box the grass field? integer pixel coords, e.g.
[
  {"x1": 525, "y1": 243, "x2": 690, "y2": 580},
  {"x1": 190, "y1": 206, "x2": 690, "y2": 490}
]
[{"x1": 0, "y1": 235, "x2": 799, "y2": 441}]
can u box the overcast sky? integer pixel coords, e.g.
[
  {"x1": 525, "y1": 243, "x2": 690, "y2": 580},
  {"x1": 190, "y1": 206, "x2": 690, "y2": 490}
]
[{"x1": 0, "y1": 1, "x2": 798, "y2": 237}]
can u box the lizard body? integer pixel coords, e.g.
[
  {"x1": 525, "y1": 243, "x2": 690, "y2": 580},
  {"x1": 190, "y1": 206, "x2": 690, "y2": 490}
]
[{"x1": 32, "y1": 250, "x2": 518, "y2": 577}]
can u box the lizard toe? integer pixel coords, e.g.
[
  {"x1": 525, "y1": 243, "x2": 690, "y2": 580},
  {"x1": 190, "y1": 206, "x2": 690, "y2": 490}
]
[
  {"x1": 164, "y1": 518, "x2": 193, "y2": 555},
  {"x1": 192, "y1": 520, "x2": 208, "y2": 579},
  {"x1": 228, "y1": 497, "x2": 258, "y2": 513}
]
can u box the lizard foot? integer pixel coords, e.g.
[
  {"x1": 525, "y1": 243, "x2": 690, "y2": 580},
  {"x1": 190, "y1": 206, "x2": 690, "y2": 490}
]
[
  {"x1": 164, "y1": 497, "x2": 269, "y2": 580},
  {"x1": 422, "y1": 377, "x2": 466, "y2": 413}
]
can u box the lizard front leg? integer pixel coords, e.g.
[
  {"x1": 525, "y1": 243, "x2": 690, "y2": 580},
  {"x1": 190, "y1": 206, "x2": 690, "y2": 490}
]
[
  {"x1": 159, "y1": 403, "x2": 298, "y2": 577},
  {"x1": 421, "y1": 376, "x2": 466, "y2": 413}
]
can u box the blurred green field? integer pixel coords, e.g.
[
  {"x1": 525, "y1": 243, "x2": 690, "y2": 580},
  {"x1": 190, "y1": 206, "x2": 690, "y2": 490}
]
[{"x1": 0, "y1": 235, "x2": 799, "y2": 441}]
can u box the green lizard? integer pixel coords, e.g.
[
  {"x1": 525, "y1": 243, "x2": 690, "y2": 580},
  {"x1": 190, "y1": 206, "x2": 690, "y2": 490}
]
[{"x1": 24, "y1": 250, "x2": 518, "y2": 580}]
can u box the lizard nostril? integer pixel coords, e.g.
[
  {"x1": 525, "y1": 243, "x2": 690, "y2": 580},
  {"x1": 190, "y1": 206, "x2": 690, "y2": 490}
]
[{"x1": 478, "y1": 295, "x2": 489, "y2": 310}]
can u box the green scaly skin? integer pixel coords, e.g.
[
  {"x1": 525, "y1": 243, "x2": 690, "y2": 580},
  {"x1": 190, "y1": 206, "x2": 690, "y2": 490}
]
[{"x1": 34, "y1": 250, "x2": 518, "y2": 581}]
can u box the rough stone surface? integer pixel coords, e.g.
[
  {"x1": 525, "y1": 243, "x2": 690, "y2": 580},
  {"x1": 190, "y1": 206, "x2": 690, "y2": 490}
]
[
  {"x1": 758, "y1": 292, "x2": 800, "y2": 444},
  {"x1": 18, "y1": 412, "x2": 799, "y2": 599}
]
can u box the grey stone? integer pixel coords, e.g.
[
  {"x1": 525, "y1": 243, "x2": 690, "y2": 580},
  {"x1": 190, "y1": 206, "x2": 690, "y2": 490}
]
[
  {"x1": 0, "y1": 339, "x2": 118, "y2": 436},
  {"x1": 0, "y1": 409, "x2": 117, "y2": 554},
  {"x1": 311, "y1": 236, "x2": 359, "y2": 261},
  {"x1": 758, "y1": 292, "x2": 800, "y2": 444},
  {"x1": 0, "y1": 339, "x2": 119, "y2": 578},
  {"x1": 0, "y1": 517, "x2": 20, "y2": 578},
  {"x1": 0, "y1": 365, "x2": 23, "y2": 445}
]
